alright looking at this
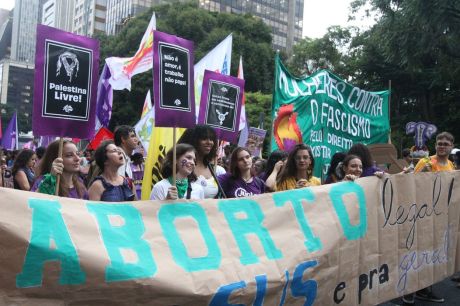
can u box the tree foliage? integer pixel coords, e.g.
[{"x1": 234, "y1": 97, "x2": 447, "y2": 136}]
[{"x1": 97, "y1": 2, "x2": 275, "y2": 129}]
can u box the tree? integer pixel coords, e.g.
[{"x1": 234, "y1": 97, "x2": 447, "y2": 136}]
[{"x1": 98, "y1": 2, "x2": 275, "y2": 129}]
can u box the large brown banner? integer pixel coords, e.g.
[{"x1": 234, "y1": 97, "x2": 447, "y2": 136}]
[{"x1": 1, "y1": 172, "x2": 459, "y2": 305}]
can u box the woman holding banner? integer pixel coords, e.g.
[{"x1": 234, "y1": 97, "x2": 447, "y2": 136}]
[
  {"x1": 275, "y1": 143, "x2": 321, "y2": 191},
  {"x1": 33, "y1": 140, "x2": 88, "y2": 199},
  {"x1": 218, "y1": 147, "x2": 265, "y2": 198},
  {"x1": 338, "y1": 154, "x2": 363, "y2": 181},
  {"x1": 150, "y1": 143, "x2": 204, "y2": 200},
  {"x1": 12, "y1": 149, "x2": 36, "y2": 191},
  {"x1": 88, "y1": 141, "x2": 136, "y2": 202},
  {"x1": 177, "y1": 125, "x2": 226, "y2": 198}
]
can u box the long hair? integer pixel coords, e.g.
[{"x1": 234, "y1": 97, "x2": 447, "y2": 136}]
[
  {"x1": 12, "y1": 149, "x2": 35, "y2": 176},
  {"x1": 277, "y1": 143, "x2": 315, "y2": 184},
  {"x1": 326, "y1": 152, "x2": 346, "y2": 178},
  {"x1": 160, "y1": 143, "x2": 197, "y2": 182},
  {"x1": 348, "y1": 143, "x2": 373, "y2": 169},
  {"x1": 265, "y1": 150, "x2": 288, "y2": 178},
  {"x1": 37, "y1": 140, "x2": 85, "y2": 198},
  {"x1": 177, "y1": 125, "x2": 218, "y2": 166},
  {"x1": 229, "y1": 147, "x2": 251, "y2": 179}
]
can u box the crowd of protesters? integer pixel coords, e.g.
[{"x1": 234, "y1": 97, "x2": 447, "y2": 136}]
[{"x1": 0, "y1": 125, "x2": 459, "y2": 303}]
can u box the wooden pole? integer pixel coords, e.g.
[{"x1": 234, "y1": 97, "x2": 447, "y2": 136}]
[
  {"x1": 388, "y1": 80, "x2": 392, "y2": 144},
  {"x1": 55, "y1": 137, "x2": 64, "y2": 195},
  {"x1": 172, "y1": 127, "x2": 177, "y2": 187}
]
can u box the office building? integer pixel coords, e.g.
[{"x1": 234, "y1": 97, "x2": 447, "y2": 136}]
[
  {"x1": 0, "y1": 60, "x2": 34, "y2": 132},
  {"x1": 105, "y1": 0, "x2": 157, "y2": 35},
  {"x1": 199, "y1": 0, "x2": 304, "y2": 53},
  {"x1": 42, "y1": 0, "x2": 75, "y2": 32},
  {"x1": 0, "y1": 10, "x2": 13, "y2": 60},
  {"x1": 73, "y1": 0, "x2": 107, "y2": 36},
  {"x1": 10, "y1": 0, "x2": 41, "y2": 63}
]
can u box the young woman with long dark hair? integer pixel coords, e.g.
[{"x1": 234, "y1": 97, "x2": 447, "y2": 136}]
[
  {"x1": 12, "y1": 149, "x2": 36, "y2": 191},
  {"x1": 218, "y1": 147, "x2": 265, "y2": 198},
  {"x1": 275, "y1": 143, "x2": 320, "y2": 191}
]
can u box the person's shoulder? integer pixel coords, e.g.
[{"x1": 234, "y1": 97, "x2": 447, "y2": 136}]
[
  {"x1": 310, "y1": 176, "x2": 321, "y2": 186},
  {"x1": 216, "y1": 165, "x2": 226, "y2": 176},
  {"x1": 218, "y1": 172, "x2": 231, "y2": 180}
]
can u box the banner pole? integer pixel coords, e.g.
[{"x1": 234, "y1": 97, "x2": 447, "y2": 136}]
[
  {"x1": 388, "y1": 80, "x2": 392, "y2": 144},
  {"x1": 55, "y1": 137, "x2": 64, "y2": 196},
  {"x1": 172, "y1": 127, "x2": 177, "y2": 187}
]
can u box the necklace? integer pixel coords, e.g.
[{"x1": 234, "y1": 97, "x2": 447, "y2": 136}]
[{"x1": 242, "y1": 176, "x2": 253, "y2": 183}]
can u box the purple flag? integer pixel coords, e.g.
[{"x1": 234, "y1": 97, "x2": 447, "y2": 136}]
[
  {"x1": 33, "y1": 24, "x2": 99, "y2": 139},
  {"x1": 95, "y1": 64, "x2": 113, "y2": 129},
  {"x1": 1, "y1": 111, "x2": 18, "y2": 150},
  {"x1": 153, "y1": 31, "x2": 195, "y2": 128},
  {"x1": 198, "y1": 70, "x2": 245, "y2": 142}
]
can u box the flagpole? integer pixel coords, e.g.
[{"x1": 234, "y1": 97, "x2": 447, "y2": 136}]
[
  {"x1": 388, "y1": 80, "x2": 392, "y2": 144},
  {"x1": 55, "y1": 137, "x2": 64, "y2": 196},
  {"x1": 172, "y1": 127, "x2": 177, "y2": 187}
]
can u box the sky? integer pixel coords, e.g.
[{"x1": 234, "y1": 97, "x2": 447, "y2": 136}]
[{"x1": 0, "y1": 0, "x2": 375, "y2": 39}]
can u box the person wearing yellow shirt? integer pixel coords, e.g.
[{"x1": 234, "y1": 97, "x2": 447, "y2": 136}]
[
  {"x1": 414, "y1": 131, "x2": 455, "y2": 173},
  {"x1": 275, "y1": 143, "x2": 321, "y2": 191},
  {"x1": 404, "y1": 131, "x2": 455, "y2": 304}
]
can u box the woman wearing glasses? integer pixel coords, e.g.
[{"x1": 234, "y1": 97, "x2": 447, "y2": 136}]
[
  {"x1": 275, "y1": 143, "x2": 321, "y2": 191},
  {"x1": 88, "y1": 140, "x2": 136, "y2": 202}
]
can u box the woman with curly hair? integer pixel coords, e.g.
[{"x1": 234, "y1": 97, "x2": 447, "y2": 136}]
[
  {"x1": 275, "y1": 143, "x2": 320, "y2": 191},
  {"x1": 12, "y1": 149, "x2": 36, "y2": 191},
  {"x1": 177, "y1": 125, "x2": 226, "y2": 198}
]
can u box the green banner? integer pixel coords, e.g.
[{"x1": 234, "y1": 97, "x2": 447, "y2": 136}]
[{"x1": 271, "y1": 55, "x2": 390, "y2": 178}]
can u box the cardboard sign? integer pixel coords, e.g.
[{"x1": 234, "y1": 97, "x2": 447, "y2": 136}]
[
  {"x1": 153, "y1": 31, "x2": 195, "y2": 128},
  {"x1": 1, "y1": 172, "x2": 459, "y2": 305},
  {"x1": 198, "y1": 70, "x2": 244, "y2": 142},
  {"x1": 33, "y1": 24, "x2": 99, "y2": 139}
]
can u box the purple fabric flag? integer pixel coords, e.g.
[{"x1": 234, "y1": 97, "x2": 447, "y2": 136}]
[
  {"x1": 95, "y1": 64, "x2": 113, "y2": 129},
  {"x1": 198, "y1": 70, "x2": 245, "y2": 142},
  {"x1": 153, "y1": 31, "x2": 195, "y2": 128},
  {"x1": 1, "y1": 111, "x2": 18, "y2": 150},
  {"x1": 33, "y1": 24, "x2": 99, "y2": 139}
]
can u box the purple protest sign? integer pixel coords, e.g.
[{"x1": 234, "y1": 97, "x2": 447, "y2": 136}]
[
  {"x1": 153, "y1": 31, "x2": 195, "y2": 128},
  {"x1": 198, "y1": 70, "x2": 245, "y2": 142},
  {"x1": 245, "y1": 127, "x2": 267, "y2": 157},
  {"x1": 33, "y1": 24, "x2": 99, "y2": 139}
]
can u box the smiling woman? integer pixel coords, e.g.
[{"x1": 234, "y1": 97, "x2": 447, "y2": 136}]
[{"x1": 150, "y1": 143, "x2": 204, "y2": 201}]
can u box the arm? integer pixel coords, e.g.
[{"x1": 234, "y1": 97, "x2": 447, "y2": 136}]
[
  {"x1": 88, "y1": 180, "x2": 104, "y2": 201},
  {"x1": 265, "y1": 160, "x2": 284, "y2": 191},
  {"x1": 15, "y1": 170, "x2": 31, "y2": 191}
]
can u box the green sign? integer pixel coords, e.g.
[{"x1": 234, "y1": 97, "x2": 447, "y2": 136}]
[{"x1": 271, "y1": 55, "x2": 390, "y2": 178}]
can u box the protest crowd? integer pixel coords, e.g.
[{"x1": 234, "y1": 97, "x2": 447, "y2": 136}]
[
  {"x1": 1, "y1": 12, "x2": 459, "y2": 306},
  {"x1": 1, "y1": 123, "x2": 459, "y2": 304}
]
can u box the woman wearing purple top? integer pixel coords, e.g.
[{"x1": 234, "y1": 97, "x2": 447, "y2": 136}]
[
  {"x1": 33, "y1": 139, "x2": 88, "y2": 199},
  {"x1": 218, "y1": 147, "x2": 265, "y2": 198},
  {"x1": 348, "y1": 143, "x2": 381, "y2": 177}
]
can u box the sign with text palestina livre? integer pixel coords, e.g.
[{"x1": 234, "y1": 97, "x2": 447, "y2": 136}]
[
  {"x1": 272, "y1": 54, "x2": 390, "y2": 178},
  {"x1": 153, "y1": 31, "x2": 195, "y2": 128},
  {"x1": 0, "y1": 172, "x2": 459, "y2": 305},
  {"x1": 33, "y1": 25, "x2": 99, "y2": 139},
  {"x1": 198, "y1": 70, "x2": 244, "y2": 142}
]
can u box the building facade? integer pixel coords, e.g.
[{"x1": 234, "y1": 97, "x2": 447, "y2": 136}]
[
  {"x1": 10, "y1": 0, "x2": 41, "y2": 63},
  {"x1": 105, "y1": 0, "x2": 156, "y2": 35},
  {"x1": 42, "y1": 0, "x2": 75, "y2": 32},
  {"x1": 198, "y1": 0, "x2": 303, "y2": 53},
  {"x1": 73, "y1": 0, "x2": 107, "y2": 37},
  {"x1": 0, "y1": 60, "x2": 34, "y2": 132}
]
